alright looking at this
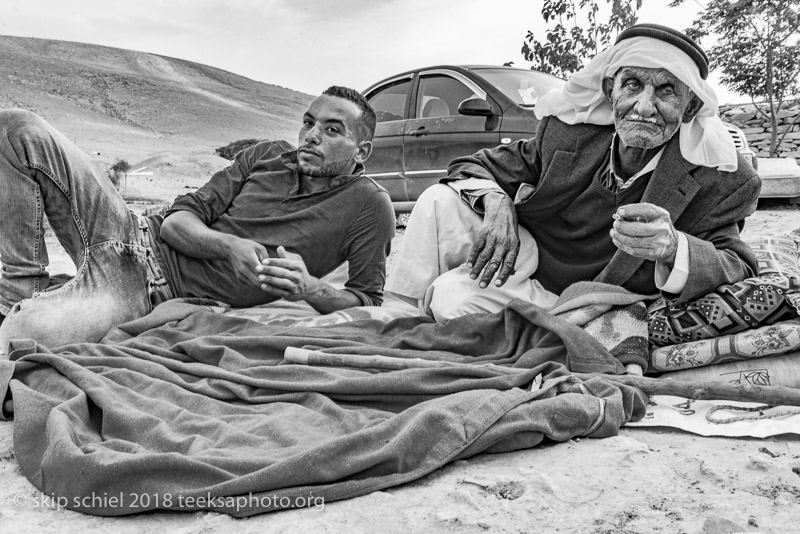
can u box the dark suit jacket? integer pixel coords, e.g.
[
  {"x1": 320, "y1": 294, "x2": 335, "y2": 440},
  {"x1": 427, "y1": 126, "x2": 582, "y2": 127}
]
[{"x1": 447, "y1": 116, "x2": 762, "y2": 303}]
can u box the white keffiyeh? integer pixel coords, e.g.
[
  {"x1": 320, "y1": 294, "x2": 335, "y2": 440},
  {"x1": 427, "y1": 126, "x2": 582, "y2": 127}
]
[{"x1": 535, "y1": 36, "x2": 738, "y2": 172}]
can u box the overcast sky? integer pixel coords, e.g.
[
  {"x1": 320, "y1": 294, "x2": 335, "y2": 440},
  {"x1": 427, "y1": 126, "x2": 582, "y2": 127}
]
[{"x1": 0, "y1": 0, "x2": 742, "y2": 103}]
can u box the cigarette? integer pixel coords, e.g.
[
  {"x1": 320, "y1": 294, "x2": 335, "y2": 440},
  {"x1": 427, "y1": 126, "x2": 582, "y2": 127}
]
[{"x1": 613, "y1": 213, "x2": 647, "y2": 223}]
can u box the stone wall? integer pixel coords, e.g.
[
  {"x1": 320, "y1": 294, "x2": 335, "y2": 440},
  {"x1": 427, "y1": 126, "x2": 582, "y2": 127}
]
[{"x1": 719, "y1": 100, "x2": 800, "y2": 162}]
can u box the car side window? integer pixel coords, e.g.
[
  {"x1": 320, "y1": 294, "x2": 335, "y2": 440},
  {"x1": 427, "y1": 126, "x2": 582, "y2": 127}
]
[
  {"x1": 367, "y1": 78, "x2": 412, "y2": 123},
  {"x1": 416, "y1": 75, "x2": 481, "y2": 119}
]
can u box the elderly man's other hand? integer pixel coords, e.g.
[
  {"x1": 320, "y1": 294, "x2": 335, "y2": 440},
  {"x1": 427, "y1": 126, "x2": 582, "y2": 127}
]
[
  {"x1": 611, "y1": 202, "x2": 679, "y2": 265},
  {"x1": 467, "y1": 190, "x2": 520, "y2": 288},
  {"x1": 256, "y1": 246, "x2": 324, "y2": 301}
]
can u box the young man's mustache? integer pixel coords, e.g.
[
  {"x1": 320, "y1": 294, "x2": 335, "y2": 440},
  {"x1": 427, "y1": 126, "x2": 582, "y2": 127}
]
[{"x1": 298, "y1": 146, "x2": 323, "y2": 157}]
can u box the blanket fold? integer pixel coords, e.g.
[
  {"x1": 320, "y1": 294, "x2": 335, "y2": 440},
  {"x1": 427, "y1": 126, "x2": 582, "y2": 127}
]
[{"x1": 1, "y1": 282, "x2": 650, "y2": 516}]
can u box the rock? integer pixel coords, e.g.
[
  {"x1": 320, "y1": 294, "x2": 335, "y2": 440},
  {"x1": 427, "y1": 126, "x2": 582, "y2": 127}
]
[
  {"x1": 776, "y1": 109, "x2": 799, "y2": 120},
  {"x1": 762, "y1": 124, "x2": 796, "y2": 133},
  {"x1": 604, "y1": 435, "x2": 651, "y2": 453},
  {"x1": 746, "y1": 454, "x2": 778, "y2": 471},
  {"x1": 731, "y1": 111, "x2": 757, "y2": 122},
  {"x1": 434, "y1": 511, "x2": 465, "y2": 527},
  {"x1": 699, "y1": 461, "x2": 725, "y2": 483},
  {"x1": 701, "y1": 515, "x2": 746, "y2": 534},
  {"x1": 362, "y1": 491, "x2": 395, "y2": 503},
  {"x1": 774, "y1": 491, "x2": 797, "y2": 506},
  {"x1": 748, "y1": 133, "x2": 772, "y2": 141}
]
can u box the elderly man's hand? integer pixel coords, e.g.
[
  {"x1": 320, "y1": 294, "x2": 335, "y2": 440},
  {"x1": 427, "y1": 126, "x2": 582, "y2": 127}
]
[
  {"x1": 467, "y1": 190, "x2": 520, "y2": 288},
  {"x1": 610, "y1": 202, "x2": 679, "y2": 265}
]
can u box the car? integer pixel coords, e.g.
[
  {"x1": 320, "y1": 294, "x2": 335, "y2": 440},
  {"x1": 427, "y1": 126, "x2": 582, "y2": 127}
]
[
  {"x1": 363, "y1": 65, "x2": 758, "y2": 223},
  {"x1": 724, "y1": 122, "x2": 758, "y2": 171},
  {"x1": 363, "y1": 65, "x2": 565, "y2": 220}
]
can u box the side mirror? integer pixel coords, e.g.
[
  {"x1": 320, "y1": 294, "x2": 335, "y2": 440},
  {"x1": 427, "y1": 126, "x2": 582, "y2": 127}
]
[{"x1": 458, "y1": 98, "x2": 494, "y2": 117}]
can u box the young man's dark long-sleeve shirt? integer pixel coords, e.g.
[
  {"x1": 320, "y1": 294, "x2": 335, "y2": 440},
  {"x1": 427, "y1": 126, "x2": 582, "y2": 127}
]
[{"x1": 146, "y1": 140, "x2": 395, "y2": 307}]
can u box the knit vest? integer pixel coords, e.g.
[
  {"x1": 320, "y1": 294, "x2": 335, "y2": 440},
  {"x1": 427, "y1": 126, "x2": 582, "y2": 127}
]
[{"x1": 524, "y1": 168, "x2": 651, "y2": 295}]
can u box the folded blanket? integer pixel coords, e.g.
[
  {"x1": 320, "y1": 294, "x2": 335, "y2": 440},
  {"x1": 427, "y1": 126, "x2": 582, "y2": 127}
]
[{"x1": 0, "y1": 282, "x2": 649, "y2": 517}]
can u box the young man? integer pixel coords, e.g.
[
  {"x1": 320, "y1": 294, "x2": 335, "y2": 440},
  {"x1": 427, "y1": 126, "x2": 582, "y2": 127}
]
[
  {"x1": 0, "y1": 86, "x2": 395, "y2": 352},
  {"x1": 386, "y1": 24, "x2": 761, "y2": 321}
]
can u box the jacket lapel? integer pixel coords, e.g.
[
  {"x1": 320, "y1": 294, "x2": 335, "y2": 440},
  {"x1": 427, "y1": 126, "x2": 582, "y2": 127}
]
[{"x1": 594, "y1": 135, "x2": 702, "y2": 287}]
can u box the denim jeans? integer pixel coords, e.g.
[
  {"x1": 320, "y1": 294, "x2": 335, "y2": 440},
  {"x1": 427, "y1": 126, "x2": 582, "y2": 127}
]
[{"x1": 0, "y1": 109, "x2": 173, "y2": 354}]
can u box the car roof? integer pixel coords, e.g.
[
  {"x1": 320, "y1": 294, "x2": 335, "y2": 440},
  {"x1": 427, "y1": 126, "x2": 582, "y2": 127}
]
[
  {"x1": 363, "y1": 64, "x2": 563, "y2": 93},
  {"x1": 375, "y1": 64, "x2": 552, "y2": 76}
]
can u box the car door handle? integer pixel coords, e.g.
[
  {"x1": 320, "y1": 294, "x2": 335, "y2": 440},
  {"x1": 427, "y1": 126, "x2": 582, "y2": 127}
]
[{"x1": 410, "y1": 127, "x2": 428, "y2": 137}]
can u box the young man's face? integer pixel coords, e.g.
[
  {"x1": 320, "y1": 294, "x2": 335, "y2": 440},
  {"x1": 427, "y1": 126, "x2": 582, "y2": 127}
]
[
  {"x1": 603, "y1": 66, "x2": 701, "y2": 149},
  {"x1": 297, "y1": 95, "x2": 370, "y2": 178}
]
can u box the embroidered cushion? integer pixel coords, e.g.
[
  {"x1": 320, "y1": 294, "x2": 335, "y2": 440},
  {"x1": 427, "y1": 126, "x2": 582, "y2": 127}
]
[{"x1": 648, "y1": 233, "x2": 800, "y2": 347}]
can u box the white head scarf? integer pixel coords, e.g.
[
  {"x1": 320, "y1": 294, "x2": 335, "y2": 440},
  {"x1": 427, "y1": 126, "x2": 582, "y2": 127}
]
[{"x1": 535, "y1": 36, "x2": 738, "y2": 172}]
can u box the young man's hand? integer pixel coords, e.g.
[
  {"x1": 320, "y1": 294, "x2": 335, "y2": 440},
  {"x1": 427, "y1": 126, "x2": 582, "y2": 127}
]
[
  {"x1": 226, "y1": 237, "x2": 268, "y2": 288},
  {"x1": 160, "y1": 211, "x2": 268, "y2": 287},
  {"x1": 256, "y1": 246, "x2": 323, "y2": 300}
]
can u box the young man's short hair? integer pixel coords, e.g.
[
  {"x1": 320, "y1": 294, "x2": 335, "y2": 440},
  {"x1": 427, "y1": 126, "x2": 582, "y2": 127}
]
[{"x1": 323, "y1": 86, "x2": 377, "y2": 143}]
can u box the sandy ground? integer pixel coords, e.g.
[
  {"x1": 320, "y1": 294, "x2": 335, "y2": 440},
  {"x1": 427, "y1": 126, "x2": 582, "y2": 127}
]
[{"x1": 2, "y1": 174, "x2": 800, "y2": 533}]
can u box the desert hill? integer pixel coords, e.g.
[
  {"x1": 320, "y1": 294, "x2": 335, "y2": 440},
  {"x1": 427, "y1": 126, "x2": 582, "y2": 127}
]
[{"x1": 0, "y1": 35, "x2": 314, "y2": 186}]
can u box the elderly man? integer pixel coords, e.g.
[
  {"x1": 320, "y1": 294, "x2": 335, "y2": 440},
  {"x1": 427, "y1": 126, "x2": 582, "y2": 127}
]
[
  {"x1": 0, "y1": 86, "x2": 395, "y2": 352},
  {"x1": 386, "y1": 24, "x2": 761, "y2": 322}
]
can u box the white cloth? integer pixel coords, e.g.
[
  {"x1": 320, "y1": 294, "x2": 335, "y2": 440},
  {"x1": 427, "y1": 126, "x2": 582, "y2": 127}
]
[
  {"x1": 385, "y1": 185, "x2": 559, "y2": 321},
  {"x1": 445, "y1": 177, "x2": 691, "y2": 295},
  {"x1": 535, "y1": 36, "x2": 738, "y2": 172},
  {"x1": 626, "y1": 395, "x2": 800, "y2": 438}
]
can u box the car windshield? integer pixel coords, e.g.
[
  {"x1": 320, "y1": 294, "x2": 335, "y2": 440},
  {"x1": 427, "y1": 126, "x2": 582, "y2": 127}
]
[{"x1": 472, "y1": 68, "x2": 565, "y2": 107}]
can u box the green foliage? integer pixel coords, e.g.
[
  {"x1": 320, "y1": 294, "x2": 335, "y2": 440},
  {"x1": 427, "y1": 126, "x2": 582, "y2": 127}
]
[
  {"x1": 215, "y1": 139, "x2": 263, "y2": 160},
  {"x1": 110, "y1": 158, "x2": 131, "y2": 174},
  {"x1": 107, "y1": 158, "x2": 130, "y2": 188},
  {"x1": 521, "y1": 0, "x2": 642, "y2": 78},
  {"x1": 674, "y1": 0, "x2": 800, "y2": 157}
]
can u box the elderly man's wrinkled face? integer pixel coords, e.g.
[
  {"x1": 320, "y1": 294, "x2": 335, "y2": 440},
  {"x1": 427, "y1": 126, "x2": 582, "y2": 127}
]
[{"x1": 604, "y1": 67, "x2": 701, "y2": 149}]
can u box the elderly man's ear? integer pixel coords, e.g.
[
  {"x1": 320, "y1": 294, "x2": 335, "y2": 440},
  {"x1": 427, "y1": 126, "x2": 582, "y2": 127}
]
[
  {"x1": 354, "y1": 140, "x2": 373, "y2": 164},
  {"x1": 602, "y1": 77, "x2": 614, "y2": 103},
  {"x1": 682, "y1": 94, "x2": 703, "y2": 123}
]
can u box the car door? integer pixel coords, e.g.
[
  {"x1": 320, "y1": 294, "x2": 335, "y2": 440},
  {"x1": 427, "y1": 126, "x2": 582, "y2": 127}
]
[
  {"x1": 365, "y1": 75, "x2": 413, "y2": 202},
  {"x1": 403, "y1": 69, "x2": 501, "y2": 201}
]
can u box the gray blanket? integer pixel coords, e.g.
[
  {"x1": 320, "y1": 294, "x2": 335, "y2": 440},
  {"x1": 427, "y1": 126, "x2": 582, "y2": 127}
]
[{"x1": 0, "y1": 282, "x2": 649, "y2": 516}]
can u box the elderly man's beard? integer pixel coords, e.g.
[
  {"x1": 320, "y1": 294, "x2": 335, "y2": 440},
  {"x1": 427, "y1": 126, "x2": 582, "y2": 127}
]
[{"x1": 615, "y1": 116, "x2": 682, "y2": 150}]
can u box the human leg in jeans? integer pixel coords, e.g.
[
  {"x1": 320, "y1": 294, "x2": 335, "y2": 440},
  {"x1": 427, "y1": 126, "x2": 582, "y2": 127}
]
[{"x1": 0, "y1": 109, "x2": 157, "y2": 354}]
